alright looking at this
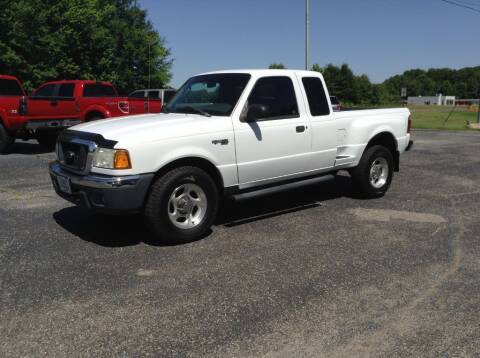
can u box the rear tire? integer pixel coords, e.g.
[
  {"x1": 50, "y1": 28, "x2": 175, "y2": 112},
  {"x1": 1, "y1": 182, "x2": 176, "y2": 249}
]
[
  {"x1": 87, "y1": 115, "x2": 104, "y2": 122},
  {"x1": 0, "y1": 122, "x2": 14, "y2": 154},
  {"x1": 144, "y1": 166, "x2": 219, "y2": 244},
  {"x1": 350, "y1": 145, "x2": 394, "y2": 198}
]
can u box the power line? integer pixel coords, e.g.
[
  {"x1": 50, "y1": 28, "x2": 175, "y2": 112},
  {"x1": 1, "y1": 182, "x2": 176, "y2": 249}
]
[
  {"x1": 454, "y1": 0, "x2": 480, "y2": 7},
  {"x1": 452, "y1": 0, "x2": 480, "y2": 9},
  {"x1": 438, "y1": 0, "x2": 480, "y2": 13}
]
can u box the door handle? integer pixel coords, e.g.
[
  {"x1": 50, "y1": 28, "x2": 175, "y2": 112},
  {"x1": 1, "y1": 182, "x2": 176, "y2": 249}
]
[
  {"x1": 296, "y1": 125, "x2": 306, "y2": 133},
  {"x1": 50, "y1": 100, "x2": 58, "y2": 107}
]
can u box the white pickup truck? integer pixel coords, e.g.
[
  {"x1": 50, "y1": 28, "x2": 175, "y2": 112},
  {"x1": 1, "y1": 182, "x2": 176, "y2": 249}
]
[{"x1": 50, "y1": 69, "x2": 413, "y2": 243}]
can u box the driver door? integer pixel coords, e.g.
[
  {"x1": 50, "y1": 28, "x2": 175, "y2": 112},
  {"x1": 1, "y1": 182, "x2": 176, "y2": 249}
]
[{"x1": 233, "y1": 75, "x2": 311, "y2": 187}]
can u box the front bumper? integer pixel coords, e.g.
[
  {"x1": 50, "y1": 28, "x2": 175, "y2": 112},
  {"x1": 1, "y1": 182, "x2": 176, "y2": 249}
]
[
  {"x1": 49, "y1": 161, "x2": 154, "y2": 214},
  {"x1": 25, "y1": 119, "x2": 82, "y2": 130}
]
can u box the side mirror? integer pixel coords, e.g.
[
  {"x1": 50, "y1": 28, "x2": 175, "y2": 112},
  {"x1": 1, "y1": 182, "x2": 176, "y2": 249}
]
[{"x1": 243, "y1": 103, "x2": 270, "y2": 122}]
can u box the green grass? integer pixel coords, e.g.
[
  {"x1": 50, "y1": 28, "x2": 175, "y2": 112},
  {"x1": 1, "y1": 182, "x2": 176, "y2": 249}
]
[{"x1": 409, "y1": 106, "x2": 479, "y2": 131}]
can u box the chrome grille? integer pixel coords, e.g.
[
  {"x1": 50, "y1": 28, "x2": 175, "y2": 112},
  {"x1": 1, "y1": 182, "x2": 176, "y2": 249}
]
[{"x1": 57, "y1": 137, "x2": 97, "y2": 175}]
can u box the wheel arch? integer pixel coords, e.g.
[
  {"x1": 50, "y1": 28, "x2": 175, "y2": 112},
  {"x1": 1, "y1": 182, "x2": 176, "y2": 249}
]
[
  {"x1": 153, "y1": 156, "x2": 225, "y2": 194},
  {"x1": 365, "y1": 131, "x2": 399, "y2": 171},
  {"x1": 82, "y1": 104, "x2": 110, "y2": 122},
  {"x1": 85, "y1": 110, "x2": 106, "y2": 122}
]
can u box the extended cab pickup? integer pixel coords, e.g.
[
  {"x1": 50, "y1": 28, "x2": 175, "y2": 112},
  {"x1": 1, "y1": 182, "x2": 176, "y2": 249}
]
[
  {"x1": 0, "y1": 78, "x2": 162, "y2": 152},
  {"x1": 49, "y1": 69, "x2": 413, "y2": 243}
]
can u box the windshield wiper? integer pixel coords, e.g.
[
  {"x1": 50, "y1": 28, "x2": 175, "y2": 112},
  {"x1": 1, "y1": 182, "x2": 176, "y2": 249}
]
[{"x1": 182, "y1": 106, "x2": 212, "y2": 117}]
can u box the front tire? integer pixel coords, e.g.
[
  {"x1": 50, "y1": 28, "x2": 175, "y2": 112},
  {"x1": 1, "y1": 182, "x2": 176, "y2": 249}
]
[
  {"x1": 144, "y1": 166, "x2": 219, "y2": 244},
  {"x1": 350, "y1": 145, "x2": 394, "y2": 198},
  {"x1": 0, "y1": 122, "x2": 14, "y2": 154}
]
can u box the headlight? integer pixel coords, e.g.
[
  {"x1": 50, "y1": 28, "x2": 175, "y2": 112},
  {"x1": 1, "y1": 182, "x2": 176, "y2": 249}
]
[{"x1": 93, "y1": 148, "x2": 132, "y2": 169}]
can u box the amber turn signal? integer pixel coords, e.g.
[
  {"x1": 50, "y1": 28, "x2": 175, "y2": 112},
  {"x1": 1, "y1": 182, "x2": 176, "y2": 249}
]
[{"x1": 114, "y1": 150, "x2": 132, "y2": 169}]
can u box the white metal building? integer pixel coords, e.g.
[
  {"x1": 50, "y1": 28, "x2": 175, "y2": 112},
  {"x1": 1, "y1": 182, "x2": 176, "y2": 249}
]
[{"x1": 407, "y1": 94, "x2": 456, "y2": 106}]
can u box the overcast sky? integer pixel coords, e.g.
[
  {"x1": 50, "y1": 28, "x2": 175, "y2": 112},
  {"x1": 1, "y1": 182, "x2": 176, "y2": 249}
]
[{"x1": 140, "y1": 0, "x2": 479, "y2": 87}]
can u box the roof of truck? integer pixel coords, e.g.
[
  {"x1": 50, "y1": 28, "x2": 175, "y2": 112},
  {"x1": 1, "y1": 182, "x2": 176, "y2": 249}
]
[
  {"x1": 199, "y1": 69, "x2": 323, "y2": 77},
  {"x1": 40, "y1": 80, "x2": 114, "y2": 86},
  {"x1": 0, "y1": 75, "x2": 20, "y2": 81}
]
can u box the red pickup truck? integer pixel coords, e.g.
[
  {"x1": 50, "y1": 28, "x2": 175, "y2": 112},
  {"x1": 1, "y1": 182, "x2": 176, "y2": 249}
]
[{"x1": 0, "y1": 76, "x2": 162, "y2": 152}]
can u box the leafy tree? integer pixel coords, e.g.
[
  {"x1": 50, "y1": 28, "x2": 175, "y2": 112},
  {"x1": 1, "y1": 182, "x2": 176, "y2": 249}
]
[
  {"x1": 383, "y1": 67, "x2": 480, "y2": 99},
  {"x1": 268, "y1": 63, "x2": 286, "y2": 69},
  {"x1": 312, "y1": 63, "x2": 363, "y2": 104},
  {"x1": 0, "y1": 0, "x2": 172, "y2": 93},
  {"x1": 311, "y1": 62, "x2": 480, "y2": 106}
]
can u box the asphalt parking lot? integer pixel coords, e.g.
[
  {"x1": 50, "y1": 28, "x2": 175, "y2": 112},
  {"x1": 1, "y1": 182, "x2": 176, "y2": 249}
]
[{"x1": 1, "y1": 130, "x2": 480, "y2": 357}]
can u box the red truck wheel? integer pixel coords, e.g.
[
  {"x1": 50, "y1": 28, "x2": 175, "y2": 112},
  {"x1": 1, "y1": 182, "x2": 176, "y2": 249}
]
[{"x1": 0, "y1": 122, "x2": 13, "y2": 154}]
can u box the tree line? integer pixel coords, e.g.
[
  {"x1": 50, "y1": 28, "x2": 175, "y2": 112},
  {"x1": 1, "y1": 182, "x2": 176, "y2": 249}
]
[
  {"x1": 270, "y1": 63, "x2": 480, "y2": 106},
  {"x1": 0, "y1": 0, "x2": 172, "y2": 94}
]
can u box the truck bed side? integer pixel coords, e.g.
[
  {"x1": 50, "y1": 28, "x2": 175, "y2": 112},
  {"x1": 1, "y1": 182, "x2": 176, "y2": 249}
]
[{"x1": 333, "y1": 108, "x2": 410, "y2": 169}]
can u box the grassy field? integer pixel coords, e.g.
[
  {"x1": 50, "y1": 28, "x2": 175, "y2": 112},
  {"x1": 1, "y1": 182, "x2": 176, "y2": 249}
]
[{"x1": 409, "y1": 105, "x2": 479, "y2": 130}]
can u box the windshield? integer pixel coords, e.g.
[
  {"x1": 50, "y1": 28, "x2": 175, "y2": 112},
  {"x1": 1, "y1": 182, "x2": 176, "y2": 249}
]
[
  {"x1": 0, "y1": 79, "x2": 23, "y2": 96},
  {"x1": 164, "y1": 73, "x2": 251, "y2": 116}
]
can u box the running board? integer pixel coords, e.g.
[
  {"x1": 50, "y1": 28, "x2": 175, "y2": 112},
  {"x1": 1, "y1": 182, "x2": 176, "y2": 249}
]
[{"x1": 233, "y1": 174, "x2": 335, "y2": 201}]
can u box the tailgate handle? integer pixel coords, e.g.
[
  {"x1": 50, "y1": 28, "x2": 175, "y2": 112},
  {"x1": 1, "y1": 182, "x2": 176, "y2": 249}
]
[{"x1": 296, "y1": 125, "x2": 306, "y2": 133}]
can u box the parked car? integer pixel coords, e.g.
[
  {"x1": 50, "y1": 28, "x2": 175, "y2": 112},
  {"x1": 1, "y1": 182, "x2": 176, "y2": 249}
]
[
  {"x1": 50, "y1": 69, "x2": 413, "y2": 243},
  {"x1": 129, "y1": 88, "x2": 176, "y2": 105},
  {"x1": 0, "y1": 77, "x2": 162, "y2": 152},
  {"x1": 330, "y1": 96, "x2": 342, "y2": 111}
]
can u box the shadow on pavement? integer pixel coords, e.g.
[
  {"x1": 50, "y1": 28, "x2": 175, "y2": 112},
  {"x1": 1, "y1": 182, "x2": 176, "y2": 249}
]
[
  {"x1": 217, "y1": 175, "x2": 354, "y2": 226},
  {"x1": 53, "y1": 208, "x2": 166, "y2": 247},
  {"x1": 53, "y1": 175, "x2": 355, "y2": 247},
  {"x1": 7, "y1": 141, "x2": 53, "y2": 155}
]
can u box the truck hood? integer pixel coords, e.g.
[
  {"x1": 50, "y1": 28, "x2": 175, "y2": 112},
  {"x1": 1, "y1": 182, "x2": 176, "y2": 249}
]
[{"x1": 71, "y1": 113, "x2": 231, "y2": 147}]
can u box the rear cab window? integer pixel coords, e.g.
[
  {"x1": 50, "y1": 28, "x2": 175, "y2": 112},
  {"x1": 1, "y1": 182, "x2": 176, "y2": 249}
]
[
  {"x1": 302, "y1": 77, "x2": 331, "y2": 116},
  {"x1": 58, "y1": 83, "x2": 75, "y2": 98},
  {"x1": 0, "y1": 79, "x2": 23, "y2": 96},
  {"x1": 247, "y1": 76, "x2": 299, "y2": 120},
  {"x1": 83, "y1": 84, "x2": 117, "y2": 97}
]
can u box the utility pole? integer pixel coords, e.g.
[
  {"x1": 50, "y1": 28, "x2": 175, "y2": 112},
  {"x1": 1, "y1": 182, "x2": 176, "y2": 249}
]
[
  {"x1": 148, "y1": 42, "x2": 151, "y2": 89},
  {"x1": 477, "y1": 90, "x2": 480, "y2": 123},
  {"x1": 305, "y1": 0, "x2": 310, "y2": 70},
  {"x1": 477, "y1": 99, "x2": 480, "y2": 123}
]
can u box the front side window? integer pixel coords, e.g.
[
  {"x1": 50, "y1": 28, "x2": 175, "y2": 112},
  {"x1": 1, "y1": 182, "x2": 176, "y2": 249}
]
[
  {"x1": 302, "y1": 77, "x2": 330, "y2": 116},
  {"x1": 247, "y1": 76, "x2": 299, "y2": 120},
  {"x1": 164, "y1": 74, "x2": 251, "y2": 116},
  {"x1": 83, "y1": 84, "x2": 116, "y2": 97},
  {"x1": 0, "y1": 79, "x2": 23, "y2": 96},
  {"x1": 33, "y1": 84, "x2": 56, "y2": 98}
]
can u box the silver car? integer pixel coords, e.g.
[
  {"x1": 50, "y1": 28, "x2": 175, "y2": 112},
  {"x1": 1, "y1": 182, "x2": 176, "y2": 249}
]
[
  {"x1": 330, "y1": 96, "x2": 342, "y2": 111},
  {"x1": 129, "y1": 88, "x2": 177, "y2": 105}
]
